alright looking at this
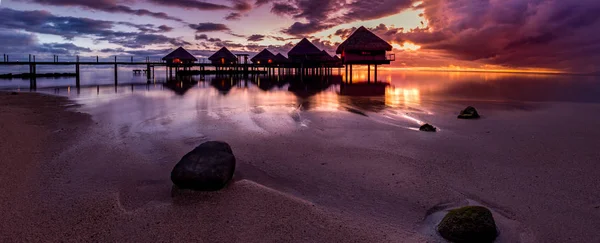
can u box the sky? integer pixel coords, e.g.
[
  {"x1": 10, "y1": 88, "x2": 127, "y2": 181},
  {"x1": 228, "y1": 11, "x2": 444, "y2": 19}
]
[{"x1": 1, "y1": 0, "x2": 600, "y2": 73}]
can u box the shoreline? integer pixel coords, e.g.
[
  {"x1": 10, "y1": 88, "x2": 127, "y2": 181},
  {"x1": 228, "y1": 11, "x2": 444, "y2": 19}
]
[
  {"x1": 0, "y1": 91, "x2": 401, "y2": 242},
  {"x1": 1, "y1": 91, "x2": 600, "y2": 242}
]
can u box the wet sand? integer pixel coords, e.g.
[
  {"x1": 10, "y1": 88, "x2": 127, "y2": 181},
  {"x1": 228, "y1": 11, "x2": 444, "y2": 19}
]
[
  {"x1": 1, "y1": 91, "x2": 600, "y2": 242},
  {"x1": 0, "y1": 92, "x2": 398, "y2": 242}
]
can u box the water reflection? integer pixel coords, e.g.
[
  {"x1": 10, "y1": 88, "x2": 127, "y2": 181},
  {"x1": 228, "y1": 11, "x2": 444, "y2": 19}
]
[
  {"x1": 6, "y1": 69, "x2": 598, "y2": 137},
  {"x1": 386, "y1": 87, "x2": 421, "y2": 107},
  {"x1": 4, "y1": 69, "x2": 600, "y2": 113}
]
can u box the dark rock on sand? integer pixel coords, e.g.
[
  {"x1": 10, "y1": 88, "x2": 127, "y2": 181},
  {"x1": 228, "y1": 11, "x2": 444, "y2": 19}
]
[
  {"x1": 437, "y1": 206, "x2": 498, "y2": 243},
  {"x1": 419, "y1": 124, "x2": 437, "y2": 132},
  {"x1": 11, "y1": 92, "x2": 18, "y2": 95},
  {"x1": 171, "y1": 141, "x2": 236, "y2": 191},
  {"x1": 458, "y1": 106, "x2": 480, "y2": 119}
]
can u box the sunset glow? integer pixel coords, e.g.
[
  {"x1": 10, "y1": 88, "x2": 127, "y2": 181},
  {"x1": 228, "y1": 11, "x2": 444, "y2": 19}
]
[
  {"x1": 393, "y1": 42, "x2": 422, "y2": 51},
  {"x1": 0, "y1": 0, "x2": 597, "y2": 73}
]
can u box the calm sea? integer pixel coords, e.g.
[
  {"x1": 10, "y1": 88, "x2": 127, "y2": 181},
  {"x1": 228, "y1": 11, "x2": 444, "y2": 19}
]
[{"x1": 1, "y1": 65, "x2": 599, "y2": 104}]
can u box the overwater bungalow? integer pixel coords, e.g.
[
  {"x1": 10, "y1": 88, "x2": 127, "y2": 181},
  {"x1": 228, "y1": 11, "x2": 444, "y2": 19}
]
[
  {"x1": 162, "y1": 47, "x2": 197, "y2": 78},
  {"x1": 336, "y1": 26, "x2": 394, "y2": 82},
  {"x1": 208, "y1": 47, "x2": 238, "y2": 66},
  {"x1": 332, "y1": 56, "x2": 343, "y2": 67},
  {"x1": 287, "y1": 38, "x2": 323, "y2": 65},
  {"x1": 251, "y1": 49, "x2": 276, "y2": 65},
  {"x1": 273, "y1": 53, "x2": 289, "y2": 65},
  {"x1": 162, "y1": 47, "x2": 197, "y2": 65},
  {"x1": 319, "y1": 50, "x2": 343, "y2": 68}
]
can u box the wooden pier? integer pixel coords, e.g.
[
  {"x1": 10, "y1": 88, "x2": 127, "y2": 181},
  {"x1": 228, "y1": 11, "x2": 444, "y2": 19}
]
[
  {"x1": 0, "y1": 54, "x2": 341, "y2": 90},
  {"x1": 1, "y1": 27, "x2": 393, "y2": 91}
]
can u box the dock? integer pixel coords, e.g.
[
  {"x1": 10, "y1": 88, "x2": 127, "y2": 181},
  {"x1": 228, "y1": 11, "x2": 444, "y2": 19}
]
[{"x1": 1, "y1": 26, "x2": 395, "y2": 90}]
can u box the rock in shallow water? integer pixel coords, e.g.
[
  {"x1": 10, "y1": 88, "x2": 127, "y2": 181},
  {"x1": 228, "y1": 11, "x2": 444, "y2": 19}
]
[
  {"x1": 171, "y1": 141, "x2": 236, "y2": 191},
  {"x1": 458, "y1": 106, "x2": 480, "y2": 119},
  {"x1": 420, "y1": 124, "x2": 437, "y2": 132},
  {"x1": 437, "y1": 206, "x2": 498, "y2": 243}
]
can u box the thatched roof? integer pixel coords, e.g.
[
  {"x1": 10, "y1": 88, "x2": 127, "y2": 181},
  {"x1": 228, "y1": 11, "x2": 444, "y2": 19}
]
[
  {"x1": 336, "y1": 26, "x2": 392, "y2": 54},
  {"x1": 288, "y1": 38, "x2": 322, "y2": 56},
  {"x1": 208, "y1": 47, "x2": 237, "y2": 62},
  {"x1": 251, "y1": 49, "x2": 276, "y2": 63},
  {"x1": 273, "y1": 53, "x2": 289, "y2": 64},
  {"x1": 319, "y1": 50, "x2": 335, "y2": 62},
  {"x1": 162, "y1": 47, "x2": 197, "y2": 61}
]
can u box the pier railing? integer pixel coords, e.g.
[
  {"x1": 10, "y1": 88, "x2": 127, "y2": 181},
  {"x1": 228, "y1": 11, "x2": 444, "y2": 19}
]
[{"x1": 1, "y1": 54, "x2": 167, "y2": 63}]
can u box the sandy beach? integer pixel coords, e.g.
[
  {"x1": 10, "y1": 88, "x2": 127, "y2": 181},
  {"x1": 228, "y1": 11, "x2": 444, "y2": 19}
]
[{"x1": 1, "y1": 90, "x2": 600, "y2": 242}]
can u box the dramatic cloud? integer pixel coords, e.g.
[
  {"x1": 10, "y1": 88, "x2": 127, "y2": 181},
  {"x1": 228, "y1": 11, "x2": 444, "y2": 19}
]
[
  {"x1": 18, "y1": 0, "x2": 183, "y2": 22},
  {"x1": 147, "y1": 0, "x2": 230, "y2": 11},
  {"x1": 118, "y1": 23, "x2": 175, "y2": 33},
  {"x1": 327, "y1": 0, "x2": 600, "y2": 72},
  {"x1": 284, "y1": 22, "x2": 335, "y2": 36},
  {"x1": 3, "y1": 0, "x2": 600, "y2": 72},
  {"x1": 148, "y1": 0, "x2": 253, "y2": 21},
  {"x1": 189, "y1": 23, "x2": 230, "y2": 32},
  {"x1": 195, "y1": 34, "x2": 222, "y2": 42},
  {"x1": 0, "y1": 8, "x2": 189, "y2": 49},
  {"x1": 231, "y1": 0, "x2": 252, "y2": 11},
  {"x1": 225, "y1": 13, "x2": 243, "y2": 21},
  {"x1": 267, "y1": 0, "x2": 413, "y2": 35},
  {"x1": 247, "y1": 34, "x2": 266, "y2": 42},
  {"x1": 37, "y1": 43, "x2": 92, "y2": 54},
  {"x1": 271, "y1": 3, "x2": 298, "y2": 16},
  {"x1": 0, "y1": 29, "x2": 91, "y2": 55},
  {"x1": 400, "y1": 0, "x2": 600, "y2": 72}
]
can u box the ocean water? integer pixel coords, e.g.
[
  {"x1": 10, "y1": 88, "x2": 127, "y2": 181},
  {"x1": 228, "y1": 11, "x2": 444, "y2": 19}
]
[
  {"x1": 2, "y1": 66, "x2": 599, "y2": 103},
  {"x1": 3, "y1": 67, "x2": 596, "y2": 136}
]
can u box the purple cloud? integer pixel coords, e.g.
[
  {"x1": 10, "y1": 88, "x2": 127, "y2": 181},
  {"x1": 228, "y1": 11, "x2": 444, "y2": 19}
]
[
  {"x1": 18, "y1": 0, "x2": 183, "y2": 22},
  {"x1": 0, "y1": 8, "x2": 189, "y2": 49},
  {"x1": 189, "y1": 23, "x2": 231, "y2": 32}
]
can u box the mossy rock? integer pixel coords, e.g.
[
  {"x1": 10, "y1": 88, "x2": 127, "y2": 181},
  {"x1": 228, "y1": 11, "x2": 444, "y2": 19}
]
[
  {"x1": 458, "y1": 106, "x2": 480, "y2": 119},
  {"x1": 437, "y1": 206, "x2": 498, "y2": 243},
  {"x1": 420, "y1": 123, "x2": 437, "y2": 132}
]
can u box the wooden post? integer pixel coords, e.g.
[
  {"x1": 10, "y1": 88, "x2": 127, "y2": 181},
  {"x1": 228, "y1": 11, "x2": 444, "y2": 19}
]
[
  {"x1": 33, "y1": 63, "x2": 36, "y2": 88},
  {"x1": 97, "y1": 56, "x2": 99, "y2": 63},
  {"x1": 374, "y1": 65, "x2": 378, "y2": 83},
  {"x1": 345, "y1": 64, "x2": 348, "y2": 83},
  {"x1": 350, "y1": 65, "x2": 353, "y2": 83},
  {"x1": 3, "y1": 54, "x2": 5, "y2": 62},
  {"x1": 131, "y1": 56, "x2": 133, "y2": 63},
  {"x1": 29, "y1": 63, "x2": 35, "y2": 90},
  {"x1": 29, "y1": 54, "x2": 31, "y2": 63},
  {"x1": 368, "y1": 64, "x2": 371, "y2": 83},
  {"x1": 76, "y1": 56, "x2": 80, "y2": 88},
  {"x1": 146, "y1": 64, "x2": 151, "y2": 80}
]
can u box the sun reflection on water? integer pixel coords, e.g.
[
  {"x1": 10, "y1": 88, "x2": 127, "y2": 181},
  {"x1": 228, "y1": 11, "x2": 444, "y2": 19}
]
[{"x1": 385, "y1": 87, "x2": 421, "y2": 107}]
